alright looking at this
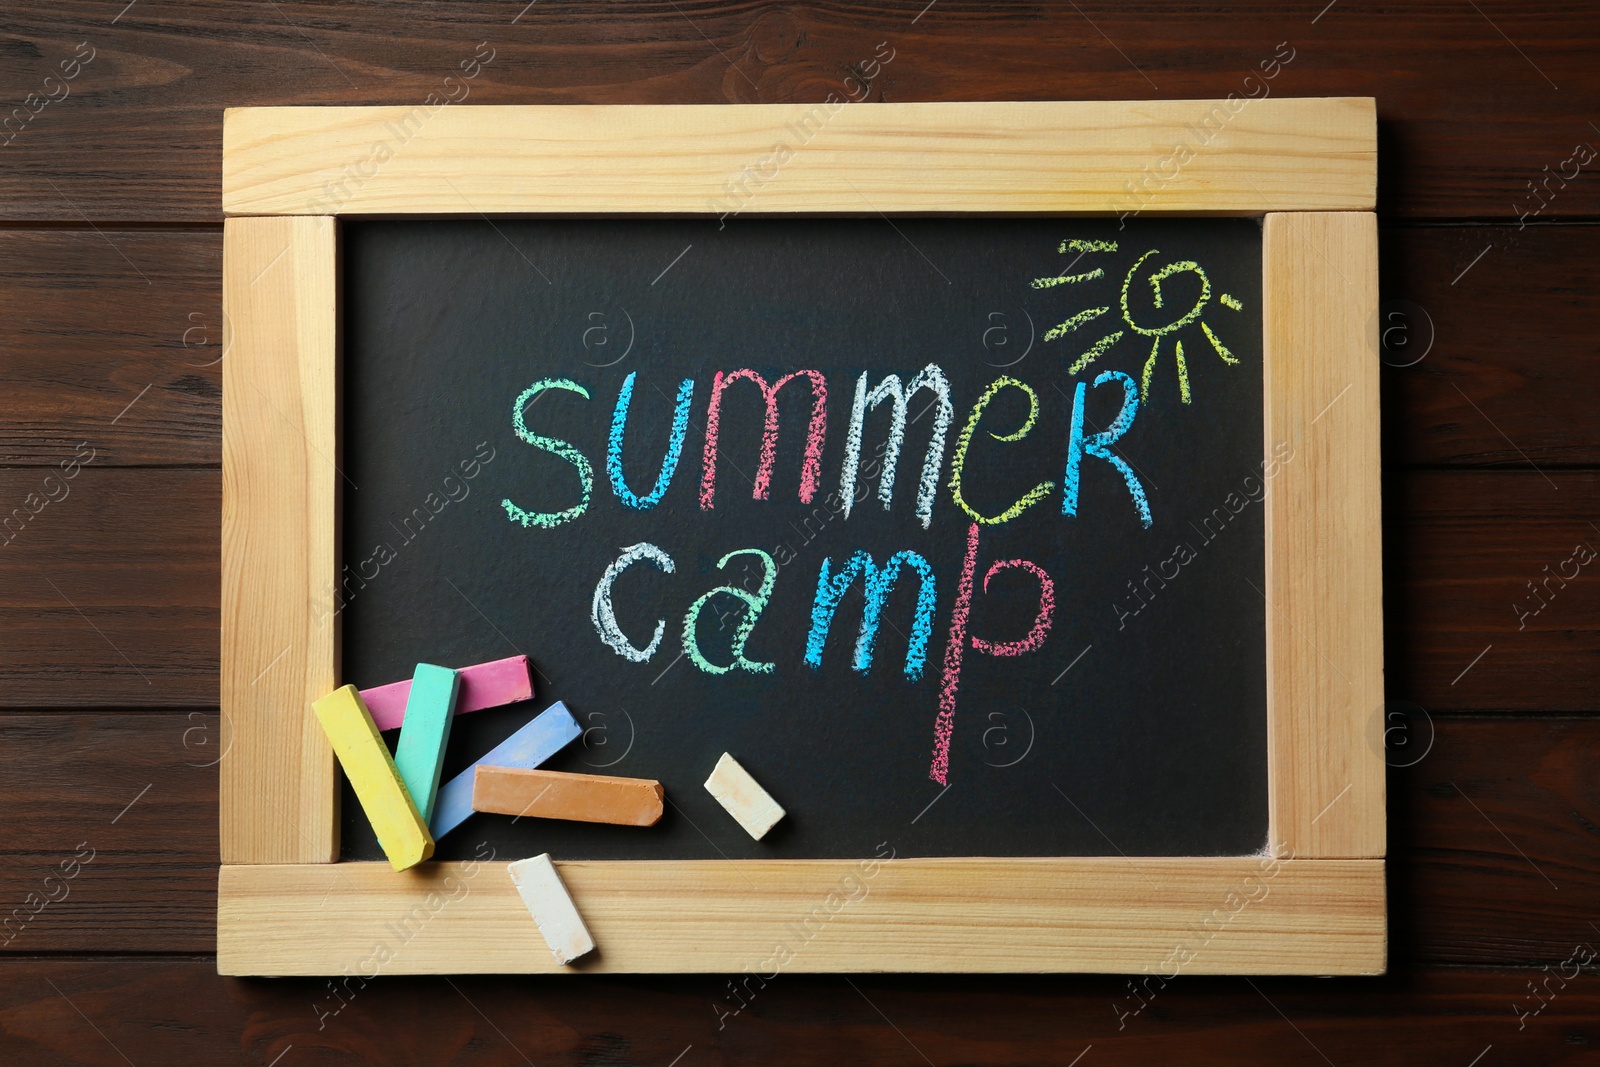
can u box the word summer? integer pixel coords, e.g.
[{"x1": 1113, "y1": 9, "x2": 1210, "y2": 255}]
[{"x1": 503, "y1": 365, "x2": 1157, "y2": 784}]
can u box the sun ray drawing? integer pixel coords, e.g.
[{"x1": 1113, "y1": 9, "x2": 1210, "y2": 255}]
[
  {"x1": 1034, "y1": 238, "x2": 1124, "y2": 371},
  {"x1": 1037, "y1": 238, "x2": 1247, "y2": 402},
  {"x1": 1042, "y1": 305, "x2": 1108, "y2": 343}
]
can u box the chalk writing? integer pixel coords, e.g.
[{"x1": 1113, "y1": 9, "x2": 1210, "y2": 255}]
[
  {"x1": 684, "y1": 548, "x2": 778, "y2": 675},
  {"x1": 949, "y1": 376, "x2": 1054, "y2": 525},
  {"x1": 930, "y1": 523, "x2": 1056, "y2": 784},
  {"x1": 838, "y1": 366, "x2": 952, "y2": 529},
  {"x1": 494, "y1": 233, "x2": 1252, "y2": 783},
  {"x1": 805, "y1": 550, "x2": 938, "y2": 680},
  {"x1": 593, "y1": 543, "x2": 677, "y2": 662},
  {"x1": 701, "y1": 369, "x2": 828, "y2": 509},
  {"x1": 504, "y1": 379, "x2": 593, "y2": 528},
  {"x1": 1039, "y1": 241, "x2": 1245, "y2": 403},
  {"x1": 609, "y1": 372, "x2": 694, "y2": 509},
  {"x1": 1064, "y1": 371, "x2": 1151, "y2": 528}
]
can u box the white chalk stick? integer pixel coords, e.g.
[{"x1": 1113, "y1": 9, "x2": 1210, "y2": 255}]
[
  {"x1": 704, "y1": 752, "x2": 786, "y2": 840},
  {"x1": 506, "y1": 854, "x2": 594, "y2": 965}
]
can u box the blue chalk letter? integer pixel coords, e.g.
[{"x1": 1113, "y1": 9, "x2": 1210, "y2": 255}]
[
  {"x1": 1063, "y1": 370, "x2": 1152, "y2": 528},
  {"x1": 608, "y1": 373, "x2": 694, "y2": 509},
  {"x1": 805, "y1": 550, "x2": 937, "y2": 681}
]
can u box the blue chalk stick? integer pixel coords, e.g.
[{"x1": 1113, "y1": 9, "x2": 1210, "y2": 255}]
[{"x1": 428, "y1": 701, "x2": 582, "y2": 839}]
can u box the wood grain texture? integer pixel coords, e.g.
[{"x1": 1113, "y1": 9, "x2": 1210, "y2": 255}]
[
  {"x1": 0, "y1": 229, "x2": 221, "y2": 465},
  {"x1": 5, "y1": 715, "x2": 1594, "y2": 966},
  {"x1": 220, "y1": 216, "x2": 338, "y2": 864},
  {"x1": 3, "y1": 3, "x2": 1597, "y2": 221},
  {"x1": 218, "y1": 857, "x2": 1384, "y2": 975},
  {"x1": 2, "y1": 465, "x2": 1583, "y2": 714},
  {"x1": 1381, "y1": 224, "x2": 1600, "y2": 467},
  {"x1": 0, "y1": 713, "x2": 216, "y2": 954},
  {"x1": 1263, "y1": 213, "x2": 1384, "y2": 858},
  {"x1": 2, "y1": 0, "x2": 1597, "y2": 1050},
  {"x1": 0, "y1": 467, "x2": 217, "y2": 707},
  {"x1": 1396, "y1": 717, "x2": 1600, "y2": 968},
  {"x1": 1389, "y1": 472, "x2": 1600, "y2": 713},
  {"x1": 6, "y1": 959, "x2": 1600, "y2": 1066},
  {"x1": 3, "y1": 224, "x2": 1593, "y2": 471},
  {"x1": 222, "y1": 99, "x2": 1375, "y2": 216}
]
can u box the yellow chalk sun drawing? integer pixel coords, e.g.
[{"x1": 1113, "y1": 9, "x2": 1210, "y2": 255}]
[{"x1": 1031, "y1": 238, "x2": 1245, "y2": 404}]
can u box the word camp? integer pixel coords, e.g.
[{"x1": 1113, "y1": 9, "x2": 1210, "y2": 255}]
[{"x1": 502, "y1": 363, "x2": 1149, "y2": 787}]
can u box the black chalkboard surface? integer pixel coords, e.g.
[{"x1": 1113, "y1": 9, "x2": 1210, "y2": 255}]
[{"x1": 339, "y1": 216, "x2": 1268, "y2": 862}]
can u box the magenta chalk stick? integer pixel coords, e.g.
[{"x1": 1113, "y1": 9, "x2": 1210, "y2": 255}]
[{"x1": 362, "y1": 655, "x2": 534, "y2": 731}]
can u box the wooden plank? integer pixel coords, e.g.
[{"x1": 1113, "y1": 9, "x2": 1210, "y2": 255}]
[
  {"x1": 1263, "y1": 213, "x2": 1384, "y2": 858},
  {"x1": 217, "y1": 857, "x2": 1384, "y2": 975},
  {"x1": 4, "y1": 5, "x2": 1599, "y2": 221},
  {"x1": 3, "y1": 713, "x2": 1592, "y2": 965},
  {"x1": 0, "y1": 465, "x2": 1589, "y2": 716},
  {"x1": 1389, "y1": 471, "x2": 1600, "y2": 713},
  {"x1": 0, "y1": 229, "x2": 222, "y2": 465},
  {"x1": 6, "y1": 958, "x2": 1600, "y2": 1064},
  {"x1": 2, "y1": 467, "x2": 1584, "y2": 716},
  {"x1": 0, "y1": 466, "x2": 1589, "y2": 711},
  {"x1": 0, "y1": 468, "x2": 216, "y2": 706},
  {"x1": 0, "y1": 713, "x2": 216, "y2": 954},
  {"x1": 1381, "y1": 223, "x2": 1600, "y2": 466},
  {"x1": 0, "y1": 224, "x2": 1592, "y2": 470},
  {"x1": 1398, "y1": 716, "x2": 1600, "y2": 967},
  {"x1": 221, "y1": 99, "x2": 1375, "y2": 216},
  {"x1": 220, "y1": 216, "x2": 338, "y2": 864}
]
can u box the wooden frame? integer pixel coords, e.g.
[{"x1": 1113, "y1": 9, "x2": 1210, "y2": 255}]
[{"x1": 219, "y1": 100, "x2": 1383, "y2": 976}]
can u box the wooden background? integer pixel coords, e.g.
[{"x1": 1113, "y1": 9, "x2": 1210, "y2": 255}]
[{"x1": 2, "y1": 2, "x2": 1597, "y2": 1063}]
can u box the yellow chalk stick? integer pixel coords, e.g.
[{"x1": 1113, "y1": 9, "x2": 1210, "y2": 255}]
[{"x1": 312, "y1": 684, "x2": 434, "y2": 871}]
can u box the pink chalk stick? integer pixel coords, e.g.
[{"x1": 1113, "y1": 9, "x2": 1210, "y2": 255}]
[{"x1": 361, "y1": 655, "x2": 534, "y2": 731}]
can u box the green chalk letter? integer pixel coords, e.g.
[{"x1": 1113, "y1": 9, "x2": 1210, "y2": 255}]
[
  {"x1": 949, "y1": 376, "x2": 1054, "y2": 525},
  {"x1": 503, "y1": 377, "x2": 593, "y2": 529},
  {"x1": 683, "y1": 548, "x2": 778, "y2": 675}
]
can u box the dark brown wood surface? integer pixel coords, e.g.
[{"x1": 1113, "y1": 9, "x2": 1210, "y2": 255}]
[
  {"x1": 3, "y1": 1, "x2": 1598, "y2": 221},
  {"x1": 3, "y1": 1, "x2": 1597, "y2": 1063}
]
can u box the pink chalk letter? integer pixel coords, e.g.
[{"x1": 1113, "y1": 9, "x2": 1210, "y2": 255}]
[{"x1": 929, "y1": 527, "x2": 1057, "y2": 785}]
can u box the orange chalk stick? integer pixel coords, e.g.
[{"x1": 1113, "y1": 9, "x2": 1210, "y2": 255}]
[{"x1": 471, "y1": 767, "x2": 664, "y2": 827}]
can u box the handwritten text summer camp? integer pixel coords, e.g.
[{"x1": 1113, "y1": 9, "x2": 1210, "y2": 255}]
[{"x1": 497, "y1": 244, "x2": 1261, "y2": 783}]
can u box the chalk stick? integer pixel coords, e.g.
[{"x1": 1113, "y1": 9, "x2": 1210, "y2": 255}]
[
  {"x1": 391, "y1": 663, "x2": 460, "y2": 824},
  {"x1": 429, "y1": 701, "x2": 583, "y2": 839},
  {"x1": 473, "y1": 767, "x2": 664, "y2": 827},
  {"x1": 704, "y1": 753, "x2": 786, "y2": 840},
  {"x1": 311, "y1": 684, "x2": 434, "y2": 871},
  {"x1": 362, "y1": 654, "x2": 534, "y2": 731},
  {"x1": 506, "y1": 854, "x2": 594, "y2": 964}
]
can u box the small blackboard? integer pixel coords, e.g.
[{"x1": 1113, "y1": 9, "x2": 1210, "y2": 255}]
[{"x1": 339, "y1": 216, "x2": 1267, "y2": 862}]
